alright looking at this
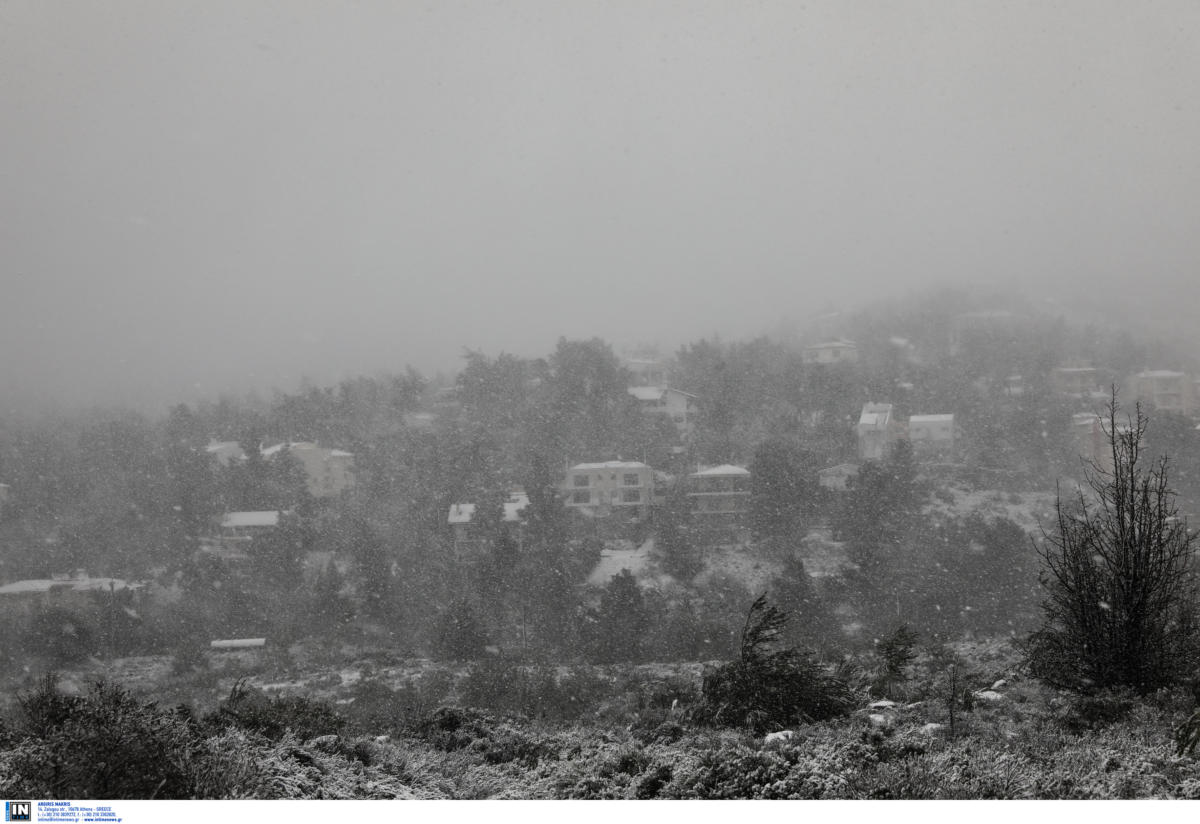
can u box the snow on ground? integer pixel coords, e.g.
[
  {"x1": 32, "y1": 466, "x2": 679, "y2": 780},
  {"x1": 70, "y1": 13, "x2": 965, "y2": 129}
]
[
  {"x1": 695, "y1": 545, "x2": 784, "y2": 594},
  {"x1": 799, "y1": 528, "x2": 853, "y2": 578},
  {"x1": 923, "y1": 486, "x2": 1056, "y2": 532},
  {"x1": 587, "y1": 538, "x2": 654, "y2": 587}
]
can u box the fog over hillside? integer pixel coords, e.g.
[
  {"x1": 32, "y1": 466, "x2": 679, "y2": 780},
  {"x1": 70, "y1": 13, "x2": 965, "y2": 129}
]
[{"x1": 2, "y1": 2, "x2": 1199, "y2": 412}]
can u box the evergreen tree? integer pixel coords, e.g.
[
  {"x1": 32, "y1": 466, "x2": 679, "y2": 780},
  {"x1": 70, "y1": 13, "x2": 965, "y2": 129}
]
[{"x1": 584, "y1": 570, "x2": 649, "y2": 663}]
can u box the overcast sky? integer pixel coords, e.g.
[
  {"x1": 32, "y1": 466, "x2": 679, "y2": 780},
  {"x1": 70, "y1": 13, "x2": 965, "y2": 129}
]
[{"x1": 2, "y1": 1, "x2": 1198, "y2": 412}]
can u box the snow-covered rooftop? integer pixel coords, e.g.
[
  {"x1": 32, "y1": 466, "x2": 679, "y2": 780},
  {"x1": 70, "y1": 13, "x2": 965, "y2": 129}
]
[
  {"x1": 858, "y1": 403, "x2": 893, "y2": 428},
  {"x1": 260, "y1": 441, "x2": 316, "y2": 458},
  {"x1": 909, "y1": 414, "x2": 954, "y2": 424},
  {"x1": 572, "y1": 461, "x2": 650, "y2": 471},
  {"x1": 210, "y1": 638, "x2": 266, "y2": 649},
  {"x1": 1137, "y1": 370, "x2": 1187, "y2": 379},
  {"x1": 0, "y1": 576, "x2": 136, "y2": 596},
  {"x1": 628, "y1": 386, "x2": 664, "y2": 402},
  {"x1": 819, "y1": 463, "x2": 860, "y2": 476},
  {"x1": 691, "y1": 464, "x2": 750, "y2": 478},
  {"x1": 447, "y1": 494, "x2": 529, "y2": 525},
  {"x1": 221, "y1": 510, "x2": 281, "y2": 529}
]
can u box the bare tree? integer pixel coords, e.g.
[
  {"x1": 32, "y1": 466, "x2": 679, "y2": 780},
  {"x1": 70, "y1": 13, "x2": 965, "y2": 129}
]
[{"x1": 1025, "y1": 391, "x2": 1200, "y2": 693}]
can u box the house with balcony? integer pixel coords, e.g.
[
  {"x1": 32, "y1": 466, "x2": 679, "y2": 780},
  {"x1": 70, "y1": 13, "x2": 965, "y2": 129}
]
[
  {"x1": 562, "y1": 461, "x2": 654, "y2": 523},
  {"x1": 687, "y1": 465, "x2": 751, "y2": 518},
  {"x1": 1132, "y1": 370, "x2": 1194, "y2": 415}
]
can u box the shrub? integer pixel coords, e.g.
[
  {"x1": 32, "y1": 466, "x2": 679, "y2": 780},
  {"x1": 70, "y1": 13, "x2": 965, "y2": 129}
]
[
  {"x1": 695, "y1": 596, "x2": 856, "y2": 734},
  {"x1": 206, "y1": 679, "x2": 345, "y2": 741},
  {"x1": 1060, "y1": 691, "x2": 1135, "y2": 733},
  {"x1": 3, "y1": 679, "x2": 203, "y2": 799}
]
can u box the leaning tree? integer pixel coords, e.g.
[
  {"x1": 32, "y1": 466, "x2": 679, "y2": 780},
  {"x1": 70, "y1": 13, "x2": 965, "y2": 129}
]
[{"x1": 1025, "y1": 392, "x2": 1200, "y2": 693}]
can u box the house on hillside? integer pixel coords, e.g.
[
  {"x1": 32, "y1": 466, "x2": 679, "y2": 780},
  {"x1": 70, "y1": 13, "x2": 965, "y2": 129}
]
[
  {"x1": 687, "y1": 465, "x2": 750, "y2": 518},
  {"x1": 1131, "y1": 370, "x2": 1193, "y2": 415},
  {"x1": 205, "y1": 440, "x2": 247, "y2": 468},
  {"x1": 261, "y1": 442, "x2": 356, "y2": 498},
  {"x1": 624, "y1": 356, "x2": 669, "y2": 388},
  {"x1": 627, "y1": 386, "x2": 698, "y2": 437},
  {"x1": 447, "y1": 492, "x2": 529, "y2": 553},
  {"x1": 819, "y1": 463, "x2": 860, "y2": 492},
  {"x1": 204, "y1": 440, "x2": 356, "y2": 498},
  {"x1": 687, "y1": 464, "x2": 751, "y2": 543},
  {"x1": 857, "y1": 403, "x2": 897, "y2": 461},
  {"x1": 1072, "y1": 412, "x2": 1114, "y2": 474},
  {"x1": 1051, "y1": 366, "x2": 1103, "y2": 399},
  {"x1": 907, "y1": 413, "x2": 956, "y2": 458},
  {"x1": 802, "y1": 340, "x2": 859, "y2": 366},
  {"x1": 0, "y1": 573, "x2": 142, "y2": 619},
  {"x1": 562, "y1": 461, "x2": 654, "y2": 521},
  {"x1": 219, "y1": 510, "x2": 282, "y2": 539}
]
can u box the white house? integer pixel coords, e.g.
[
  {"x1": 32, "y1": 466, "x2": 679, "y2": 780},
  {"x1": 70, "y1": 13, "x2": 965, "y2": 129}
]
[
  {"x1": 907, "y1": 413, "x2": 956, "y2": 456},
  {"x1": 687, "y1": 464, "x2": 751, "y2": 518},
  {"x1": 802, "y1": 340, "x2": 859, "y2": 366},
  {"x1": 260, "y1": 442, "x2": 356, "y2": 498},
  {"x1": 627, "y1": 386, "x2": 699, "y2": 436},
  {"x1": 1131, "y1": 370, "x2": 1193, "y2": 415},
  {"x1": 219, "y1": 510, "x2": 282, "y2": 539},
  {"x1": 205, "y1": 440, "x2": 355, "y2": 498},
  {"x1": 562, "y1": 461, "x2": 654, "y2": 519},
  {"x1": 624, "y1": 357, "x2": 669, "y2": 388},
  {"x1": 205, "y1": 440, "x2": 247, "y2": 468},
  {"x1": 857, "y1": 403, "x2": 896, "y2": 461}
]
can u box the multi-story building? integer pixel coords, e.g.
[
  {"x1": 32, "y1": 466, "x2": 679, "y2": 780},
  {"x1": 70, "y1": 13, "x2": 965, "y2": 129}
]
[
  {"x1": 687, "y1": 465, "x2": 751, "y2": 519},
  {"x1": 1132, "y1": 370, "x2": 1193, "y2": 415},
  {"x1": 562, "y1": 461, "x2": 654, "y2": 520}
]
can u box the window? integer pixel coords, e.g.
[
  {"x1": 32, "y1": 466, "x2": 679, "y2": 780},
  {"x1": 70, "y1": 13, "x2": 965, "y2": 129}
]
[
  {"x1": 573, "y1": 475, "x2": 589, "y2": 487},
  {"x1": 572, "y1": 490, "x2": 590, "y2": 504},
  {"x1": 623, "y1": 473, "x2": 639, "y2": 486},
  {"x1": 622, "y1": 488, "x2": 641, "y2": 503}
]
